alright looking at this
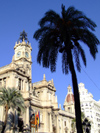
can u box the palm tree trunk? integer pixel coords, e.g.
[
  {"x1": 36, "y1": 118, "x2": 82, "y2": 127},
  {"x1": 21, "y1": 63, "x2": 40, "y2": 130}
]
[
  {"x1": 1, "y1": 105, "x2": 9, "y2": 133},
  {"x1": 68, "y1": 50, "x2": 83, "y2": 133}
]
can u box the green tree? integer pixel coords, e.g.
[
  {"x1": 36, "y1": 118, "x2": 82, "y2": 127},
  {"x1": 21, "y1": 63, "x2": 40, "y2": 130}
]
[
  {"x1": 33, "y1": 5, "x2": 99, "y2": 133},
  {"x1": 71, "y1": 112, "x2": 85, "y2": 132},
  {"x1": 71, "y1": 113, "x2": 91, "y2": 133},
  {"x1": 0, "y1": 88, "x2": 25, "y2": 133}
]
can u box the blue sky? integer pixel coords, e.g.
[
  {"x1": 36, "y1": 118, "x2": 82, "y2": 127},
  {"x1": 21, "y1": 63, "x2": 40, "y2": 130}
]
[{"x1": 0, "y1": 0, "x2": 100, "y2": 108}]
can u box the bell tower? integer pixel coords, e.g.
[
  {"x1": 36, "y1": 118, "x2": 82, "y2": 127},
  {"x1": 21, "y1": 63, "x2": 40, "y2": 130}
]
[
  {"x1": 12, "y1": 30, "x2": 32, "y2": 79},
  {"x1": 63, "y1": 85, "x2": 75, "y2": 113}
]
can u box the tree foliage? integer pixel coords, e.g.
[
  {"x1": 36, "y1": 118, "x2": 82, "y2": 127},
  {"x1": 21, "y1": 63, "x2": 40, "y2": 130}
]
[
  {"x1": 71, "y1": 112, "x2": 86, "y2": 132},
  {"x1": 34, "y1": 5, "x2": 99, "y2": 73},
  {"x1": 33, "y1": 4, "x2": 99, "y2": 133},
  {"x1": 0, "y1": 88, "x2": 25, "y2": 133}
]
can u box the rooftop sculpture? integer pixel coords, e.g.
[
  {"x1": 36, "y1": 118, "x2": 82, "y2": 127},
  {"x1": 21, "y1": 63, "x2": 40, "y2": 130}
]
[{"x1": 18, "y1": 30, "x2": 29, "y2": 42}]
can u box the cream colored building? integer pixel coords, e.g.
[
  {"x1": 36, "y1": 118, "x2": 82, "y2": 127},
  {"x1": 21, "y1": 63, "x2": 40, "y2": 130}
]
[{"x1": 0, "y1": 31, "x2": 75, "y2": 133}]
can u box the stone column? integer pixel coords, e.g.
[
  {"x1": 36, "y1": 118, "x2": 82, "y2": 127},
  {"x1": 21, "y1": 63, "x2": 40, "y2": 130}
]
[
  {"x1": 23, "y1": 106, "x2": 30, "y2": 132},
  {"x1": 23, "y1": 110, "x2": 26, "y2": 126},
  {"x1": 15, "y1": 76, "x2": 19, "y2": 89},
  {"x1": 6, "y1": 76, "x2": 9, "y2": 88},
  {"x1": 23, "y1": 80, "x2": 25, "y2": 91},
  {"x1": 50, "y1": 113, "x2": 52, "y2": 132},
  {"x1": 25, "y1": 80, "x2": 28, "y2": 91},
  {"x1": 0, "y1": 106, "x2": 3, "y2": 121},
  {"x1": 61, "y1": 118, "x2": 64, "y2": 133},
  {"x1": 2, "y1": 106, "x2": 5, "y2": 122},
  {"x1": 26, "y1": 106, "x2": 29, "y2": 126},
  {"x1": 27, "y1": 82, "x2": 29, "y2": 91},
  {"x1": 43, "y1": 110, "x2": 48, "y2": 132},
  {"x1": 2, "y1": 79, "x2": 4, "y2": 87},
  {"x1": 47, "y1": 113, "x2": 50, "y2": 132},
  {"x1": 30, "y1": 82, "x2": 32, "y2": 92},
  {"x1": 3, "y1": 78, "x2": 6, "y2": 88},
  {"x1": 56, "y1": 114, "x2": 59, "y2": 133}
]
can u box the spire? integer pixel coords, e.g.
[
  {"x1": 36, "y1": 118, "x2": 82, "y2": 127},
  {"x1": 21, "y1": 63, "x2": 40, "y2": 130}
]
[
  {"x1": 59, "y1": 104, "x2": 61, "y2": 109},
  {"x1": 51, "y1": 79, "x2": 53, "y2": 82},
  {"x1": 43, "y1": 74, "x2": 46, "y2": 81},
  {"x1": 18, "y1": 30, "x2": 29, "y2": 43},
  {"x1": 67, "y1": 85, "x2": 72, "y2": 93}
]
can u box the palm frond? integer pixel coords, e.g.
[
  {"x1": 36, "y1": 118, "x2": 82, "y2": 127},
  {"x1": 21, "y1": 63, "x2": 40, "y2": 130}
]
[
  {"x1": 33, "y1": 4, "x2": 100, "y2": 75},
  {"x1": 73, "y1": 47, "x2": 81, "y2": 72},
  {"x1": 65, "y1": 6, "x2": 96, "y2": 31},
  {"x1": 78, "y1": 29, "x2": 99, "y2": 59},
  {"x1": 37, "y1": 28, "x2": 60, "y2": 71},
  {"x1": 73, "y1": 41, "x2": 86, "y2": 66},
  {"x1": 0, "y1": 88, "x2": 25, "y2": 113},
  {"x1": 62, "y1": 51, "x2": 69, "y2": 74},
  {"x1": 39, "y1": 10, "x2": 60, "y2": 27},
  {"x1": 33, "y1": 27, "x2": 50, "y2": 40}
]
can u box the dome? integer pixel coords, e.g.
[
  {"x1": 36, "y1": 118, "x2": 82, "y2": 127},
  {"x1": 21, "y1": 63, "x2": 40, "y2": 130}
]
[{"x1": 66, "y1": 94, "x2": 74, "y2": 103}]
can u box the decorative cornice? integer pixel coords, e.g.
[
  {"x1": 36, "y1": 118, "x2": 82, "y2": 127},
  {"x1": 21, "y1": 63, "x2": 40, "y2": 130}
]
[
  {"x1": 52, "y1": 108, "x2": 60, "y2": 111},
  {"x1": 24, "y1": 97, "x2": 32, "y2": 101},
  {"x1": 14, "y1": 42, "x2": 32, "y2": 51},
  {"x1": 0, "y1": 68, "x2": 31, "y2": 80},
  {"x1": 59, "y1": 112, "x2": 75, "y2": 119},
  {"x1": 30, "y1": 102, "x2": 54, "y2": 109},
  {"x1": 15, "y1": 57, "x2": 32, "y2": 64}
]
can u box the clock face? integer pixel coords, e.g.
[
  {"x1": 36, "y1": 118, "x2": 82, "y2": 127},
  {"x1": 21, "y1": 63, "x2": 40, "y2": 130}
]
[
  {"x1": 25, "y1": 52, "x2": 29, "y2": 58},
  {"x1": 17, "y1": 51, "x2": 21, "y2": 57}
]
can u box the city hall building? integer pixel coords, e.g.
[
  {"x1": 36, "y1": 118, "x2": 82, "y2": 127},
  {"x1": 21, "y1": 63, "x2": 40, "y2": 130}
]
[{"x1": 0, "y1": 31, "x2": 75, "y2": 133}]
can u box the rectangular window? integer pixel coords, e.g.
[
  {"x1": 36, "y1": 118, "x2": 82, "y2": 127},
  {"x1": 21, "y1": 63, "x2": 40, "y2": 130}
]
[
  {"x1": 19, "y1": 79, "x2": 21, "y2": 90},
  {"x1": 86, "y1": 103, "x2": 88, "y2": 106},
  {"x1": 64, "y1": 121, "x2": 66, "y2": 126},
  {"x1": 98, "y1": 124, "x2": 100, "y2": 127},
  {"x1": 68, "y1": 107, "x2": 72, "y2": 112}
]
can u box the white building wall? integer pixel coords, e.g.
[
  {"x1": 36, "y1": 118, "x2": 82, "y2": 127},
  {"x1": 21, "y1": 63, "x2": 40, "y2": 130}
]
[{"x1": 79, "y1": 83, "x2": 100, "y2": 133}]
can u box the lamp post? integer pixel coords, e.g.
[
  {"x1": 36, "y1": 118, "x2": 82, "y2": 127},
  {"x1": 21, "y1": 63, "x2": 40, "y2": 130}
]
[{"x1": 82, "y1": 118, "x2": 91, "y2": 133}]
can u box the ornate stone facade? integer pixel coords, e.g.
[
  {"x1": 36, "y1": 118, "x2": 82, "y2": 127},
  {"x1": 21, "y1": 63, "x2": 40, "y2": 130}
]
[{"x1": 0, "y1": 31, "x2": 75, "y2": 133}]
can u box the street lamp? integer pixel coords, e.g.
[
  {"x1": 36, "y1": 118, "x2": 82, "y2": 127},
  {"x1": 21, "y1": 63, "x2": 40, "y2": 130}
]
[{"x1": 82, "y1": 118, "x2": 91, "y2": 133}]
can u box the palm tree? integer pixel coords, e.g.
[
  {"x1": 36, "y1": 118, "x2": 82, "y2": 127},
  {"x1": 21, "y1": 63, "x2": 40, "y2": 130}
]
[
  {"x1": 0, "y1": 88, "x2": 25, "y2": 133},
  {"x1": 33, "y1": 5, "x2": 99, "y2": 133},
  {"x1": 71, "y1": 112, "x2": 91, "y2": 133},
  {"x1": 71, "y1": 112, "x2": 85, "y2": 132},
  {"x1": 71, "y1": 118, "x2": 76, "y2": 133}
]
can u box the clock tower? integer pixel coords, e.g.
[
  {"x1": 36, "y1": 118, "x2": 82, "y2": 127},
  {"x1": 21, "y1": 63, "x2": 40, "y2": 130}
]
[{"x1": 12, "y1": 30, "x2": 32, "y2": 80}]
